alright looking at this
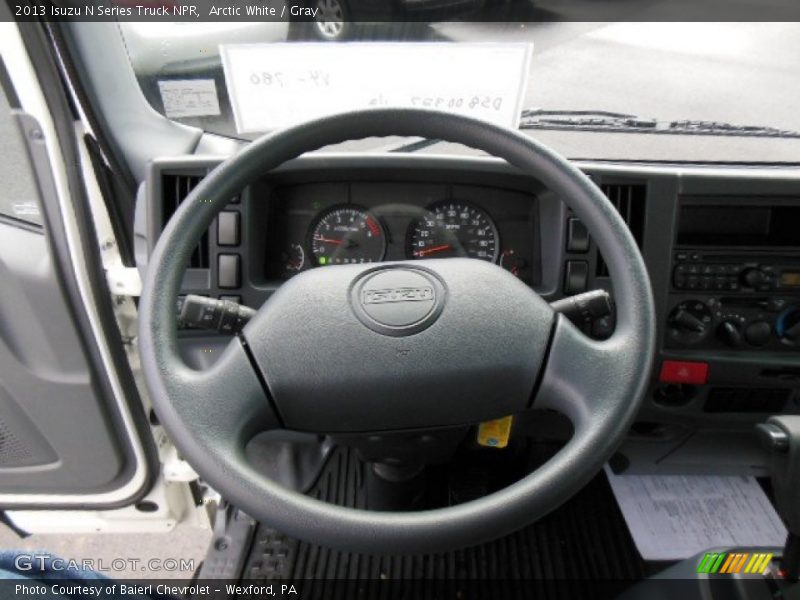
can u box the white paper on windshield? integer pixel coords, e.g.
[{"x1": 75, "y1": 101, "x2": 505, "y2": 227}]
[
  {"x1": 158, "y1": 79, "x2": 221, "y2": 119},
  {"x1": 220, "y1": 43, "x2": 532, "y2": 133},
  {"x1": 605, "y1": 468, "x2": 787, "y2": 560}
]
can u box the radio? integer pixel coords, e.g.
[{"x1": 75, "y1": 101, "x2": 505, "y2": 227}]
[{"x1": 672, "y1": 252, "x2": 800, "y2": 293}]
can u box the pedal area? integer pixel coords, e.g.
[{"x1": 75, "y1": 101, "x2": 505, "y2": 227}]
[{"x1": 201, "y1": 446, "x2": 646, "y2": 599}]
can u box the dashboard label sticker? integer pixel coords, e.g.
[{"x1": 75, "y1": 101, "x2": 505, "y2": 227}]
[
  {"x1": 158, "y1": 79, "x2": 221, "y2": 119},
  {"x1": 477, "y1": 415, "x2": 513, "y2": 448},
  {"x1": 220, "y1": 43, "x2": 533, "y2": 133}
]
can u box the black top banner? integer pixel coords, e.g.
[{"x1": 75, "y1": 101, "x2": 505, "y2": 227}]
[{"x1": 6, "y1": 0, "x2": 800, "y2": 22}]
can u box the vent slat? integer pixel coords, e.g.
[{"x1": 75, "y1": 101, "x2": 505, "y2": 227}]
[
  {"x1": 596, "y1": 183, "x2": 647, "y2": 277},
  {"x1": 173, "y1": 176, "x2": 181, "y2": 216},
  {"x1": 161, "y1": 172, "x2": 209, "y2": 269}
]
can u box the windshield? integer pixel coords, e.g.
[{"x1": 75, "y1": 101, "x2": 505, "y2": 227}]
[{"x1": 119, "y1": 21, "x2": 800, "y2": 163}]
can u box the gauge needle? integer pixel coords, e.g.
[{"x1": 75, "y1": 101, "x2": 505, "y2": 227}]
[
  {"x1": 314, "y1": 236, "x2": 342, "y2": 245},
  {"x1": 415, "y1": 244, "x2": 452, "y2": 257}
]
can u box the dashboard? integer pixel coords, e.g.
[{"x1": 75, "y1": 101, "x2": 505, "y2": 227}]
[{"x1": 141, "y1": 154, "x2": 800, "y2": 476}]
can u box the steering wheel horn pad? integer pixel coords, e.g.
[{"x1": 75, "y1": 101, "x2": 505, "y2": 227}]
[
  {"x1": 243, "y1": 258, "x2": 553, "y2": 433},
  {"x1": 139, "y1": 108, "x2": 655, "y2": 554}
]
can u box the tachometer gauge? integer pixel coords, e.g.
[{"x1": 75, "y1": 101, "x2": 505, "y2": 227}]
[
  {"x1": 309, "y1": 205, "x2": 386, "y2": 266},
  {"x1": 407, "y1": 201, "x2": 499, "y2": 262}
]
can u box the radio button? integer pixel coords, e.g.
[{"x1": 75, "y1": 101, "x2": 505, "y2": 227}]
[{"x1": 741, "y1": 267, "x2": 767, "y2": 288}]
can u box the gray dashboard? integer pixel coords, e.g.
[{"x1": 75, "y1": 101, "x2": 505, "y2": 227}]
[{"x1": 139, "y1": 154, "x2": 800, "y2": 476}]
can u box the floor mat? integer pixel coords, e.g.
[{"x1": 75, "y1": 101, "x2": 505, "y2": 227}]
[{"x1": 240, "y1": 447, "x2": 645, "y2": 599}]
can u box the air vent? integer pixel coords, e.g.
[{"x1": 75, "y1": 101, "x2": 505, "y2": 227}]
[
  {"x1": 161, "y1": 173, "x2": 210, "y2": 269},
  {"x1": 596, "y1": 183, "x2": 647, "y2": 277}
]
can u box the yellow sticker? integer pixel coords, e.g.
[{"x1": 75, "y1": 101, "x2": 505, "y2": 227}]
[{"x1": 477, "y1": 415, "x2": 513, "y2": 448}]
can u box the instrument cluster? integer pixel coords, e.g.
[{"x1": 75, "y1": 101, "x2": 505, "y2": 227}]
[{"x1": 265, "y1": 182, "x2": 539, "y2": 285}]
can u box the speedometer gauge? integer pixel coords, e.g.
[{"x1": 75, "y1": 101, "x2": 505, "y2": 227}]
[
  {"x1": 309, "y1": 205, "x2": 386, "y2": 266},
  {"x1": 407, "y1": 201, "x2": 499, "y2": 262}
]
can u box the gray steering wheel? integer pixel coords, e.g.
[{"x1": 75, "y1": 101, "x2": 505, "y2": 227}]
[{"x1": 139, "y1": 108, "x2": 655, "y2": 554}]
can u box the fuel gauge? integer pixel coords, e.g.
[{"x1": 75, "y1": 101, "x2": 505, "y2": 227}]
[{"x1": 282, "y1": 243, "x2": 306, "y2": 275}]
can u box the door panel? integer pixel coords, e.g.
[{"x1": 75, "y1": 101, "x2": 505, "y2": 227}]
[
  {"x1": 0, "y1": 223, "x2": 129, "y2": 492},
  {"x1": 0, "y1": 40, "x2": 153, "y2": 504}
]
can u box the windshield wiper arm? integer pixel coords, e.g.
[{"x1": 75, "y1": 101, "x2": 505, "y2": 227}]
[
  {"x1": 383, "y1": 109, "x2": 800, "y2": 154},
  {"x1": 519, "y1": 109, "x2": 800, "y2": 138},
  {"x1": 664, "y1": 119, "x2": 800, "y2": 138},
  {"x1": 519, "y1": 109, "x2": 658, "y2": 131}
]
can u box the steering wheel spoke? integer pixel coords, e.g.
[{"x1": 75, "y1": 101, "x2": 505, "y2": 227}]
[
  {"x1": 534, "y1": 316, "x2": 638, "y2": 435},
  {"x1": 153, "y1": 337, "x2": 279, "y2": 455}
]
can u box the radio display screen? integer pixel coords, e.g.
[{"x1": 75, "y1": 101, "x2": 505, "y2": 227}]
[
  {"x1": 677, "y1": 202, "x2": 800, "y2": 247},
  {"x1": 780, "y1": 272, "x2": 800, "y2": 286}
]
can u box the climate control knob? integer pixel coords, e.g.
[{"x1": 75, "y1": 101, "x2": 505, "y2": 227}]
[
  {"x1": 717, "y1": 320, "x2": 743, "y2": 348},
  {"x1": 667, "y1": 300, "x2": 712, "y2": 345},
  {"x1": 744, "y1": 320, "x2": 772, "y2": 347},
  {"x1": 777, "y1": 306, "x2": 800, "y2": 345}
]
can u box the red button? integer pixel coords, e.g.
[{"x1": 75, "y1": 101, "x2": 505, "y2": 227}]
[{"x1": 659, "y1": 360, "x2": 708, "y2": 384}]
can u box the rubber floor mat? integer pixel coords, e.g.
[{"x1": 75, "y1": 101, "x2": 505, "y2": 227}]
[{"x1": 240, "y1": 447, "x2": 646, "y2": 599}]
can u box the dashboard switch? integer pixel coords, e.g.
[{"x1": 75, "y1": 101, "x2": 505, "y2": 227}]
[
  {"x1": 659, "y1": 360, "x2": 709, "y2": 385},
  {"x1": 564, "y1": 260, "x2": 589, "y2": 295},
  {"x1": 218, "y1": 254, "x2": 241, "y2": 289},
  {"x1": 217, "y1": 211, "x2": 240, "y2": 246},
  {"x1": 566, "y1": 218, "x2": 590, "y2": 253}
]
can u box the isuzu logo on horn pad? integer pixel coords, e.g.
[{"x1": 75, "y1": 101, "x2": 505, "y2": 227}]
[
  {"x1": 351, "y1": 267, "x2": 445, "y2": 336},
  {"x1": 362, "y1": 286, "x2": 434, "y2": 305}
]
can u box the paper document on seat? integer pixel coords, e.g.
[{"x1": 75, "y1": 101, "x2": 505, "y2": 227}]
[{"x1": 605, "y1": 468, "x2": 787, "y2": 560}]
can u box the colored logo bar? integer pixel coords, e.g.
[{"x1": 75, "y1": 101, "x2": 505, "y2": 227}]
[{"x1": 696, "y1": 552, "x2": 773, "y2": 575}]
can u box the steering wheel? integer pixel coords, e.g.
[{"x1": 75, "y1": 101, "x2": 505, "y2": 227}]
[{"x1": 139, "y1": 108, "x2": 655, "y2": 554}]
